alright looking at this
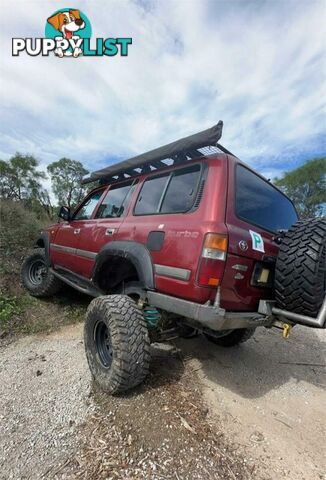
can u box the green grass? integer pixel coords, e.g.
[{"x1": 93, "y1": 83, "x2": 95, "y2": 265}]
[
  {"x1": 0, "y1": 292, "x2": 37, "y2": 334},
  {"x1": 0, "y1": 294, "x2": 22, "y2": 331},
  {"x1": 0, "y1": 289, "x2": 87, "y2": 337}
]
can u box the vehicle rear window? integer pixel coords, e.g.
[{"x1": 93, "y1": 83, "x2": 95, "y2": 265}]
[
  {"x1": 134, "y1": 165, "x2": 201, "y2": 215},
  {"x1": 235, "y1": 165, "x2": 298, "y2": 232},
  {"x1": 96, "y1": 180, "x2": 137, "y2": 218}
]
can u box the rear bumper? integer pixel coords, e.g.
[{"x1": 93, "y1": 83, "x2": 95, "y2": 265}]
[
  {"x1": 147, "y1": 291, "x2": 272, "y2": 331},
  {"x1": 147, "y1": 291, "x2": 326, "y2": 331}
]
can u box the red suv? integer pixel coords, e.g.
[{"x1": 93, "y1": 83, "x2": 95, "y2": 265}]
[{"x1": 22, "y1": 121, "x2": 326, "y2": 394}]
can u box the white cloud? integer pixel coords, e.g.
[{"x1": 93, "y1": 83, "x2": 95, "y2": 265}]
[{"x1": 0, "y1": 0, "x2": 325, "y2": 190}]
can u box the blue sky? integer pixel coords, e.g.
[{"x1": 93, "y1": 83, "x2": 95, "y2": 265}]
[{"x1": 0, "y1": 0, "x2": 325, "y2": 192}]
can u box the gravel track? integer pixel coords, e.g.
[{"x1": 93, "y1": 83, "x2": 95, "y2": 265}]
[
  {"x1": 0, "y1": 322, "x2": 325, "y2": 479},
  {"x1": 0, "y1": 326, "x2": 93, "y2": 479}
]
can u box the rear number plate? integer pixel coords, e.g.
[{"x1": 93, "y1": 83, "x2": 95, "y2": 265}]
[{"x1": 251, "y1": 263, "x2": 274, "y2": 288}]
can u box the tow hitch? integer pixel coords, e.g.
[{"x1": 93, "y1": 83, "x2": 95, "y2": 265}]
[{"x1": 271, "y1": 320, "x2": 293, "y2": 338}]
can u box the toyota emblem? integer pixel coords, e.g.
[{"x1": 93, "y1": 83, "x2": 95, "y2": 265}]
[{"x1": 239, "y1": 240, "x2": 248, "y2": 251}]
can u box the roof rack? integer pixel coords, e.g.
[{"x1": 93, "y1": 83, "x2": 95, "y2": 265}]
[{"x1": 81, "y1": 120, "x2": 235, "y2": 185}]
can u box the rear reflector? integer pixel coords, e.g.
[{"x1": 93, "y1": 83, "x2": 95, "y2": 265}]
[
  {"x1": 197, "y1": 233, "x2": 228, "y2": 287},
  {"x1": 198, "y1": 258, "x2": 225, "y2": 286}
]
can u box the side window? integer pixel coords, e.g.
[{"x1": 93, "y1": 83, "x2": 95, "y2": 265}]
[
  {"x1": 95, "y1": 181, "x2": 137, "y2": 219},
  {"x1": 161, "y1": 165, "x2": 200, "y2": 213},
  {"x1": 134, "y1": 174, "x2": 169, "y2": 215},
  {"x1": 134, "y1": 165, "x2": 201, "y2": 216},
  {"x1": 73, "y1": 190, "x2": 104, "y2": 220}
]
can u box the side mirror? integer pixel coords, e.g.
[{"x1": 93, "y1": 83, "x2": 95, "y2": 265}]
[{"x1": 58, "y1": 206, "x2": 71, "y2": 221}]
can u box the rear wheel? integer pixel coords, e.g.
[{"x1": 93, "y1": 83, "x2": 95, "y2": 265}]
[
  {"x1": 21, "y1": 248, "x2": 63, "y2": 297},
  {"x1": 84, "y1": 295, "x2": 150, "y2": 394},
  {"x1": 204, "y1": 328, "x2": 255, "y2": 347},
  {"x1": 275, "y1": 218, "x2": 326, "y2": 317}
]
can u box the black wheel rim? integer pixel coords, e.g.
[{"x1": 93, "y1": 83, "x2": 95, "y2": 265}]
[
  {"x1": 94, "y1": 321, "x2": 113, "y2": 368},
  {"x1": 29, "y1": 259, "x2": 47, "y2": 285}
]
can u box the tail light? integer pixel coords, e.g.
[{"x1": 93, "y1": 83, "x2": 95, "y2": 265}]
[{"x1": 197, "y1": 233, "x2": 228, "y2": 287}]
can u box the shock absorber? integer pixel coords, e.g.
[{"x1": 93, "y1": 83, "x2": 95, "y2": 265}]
[{"x1": 143, "y1": 305, "x2": 161, "y2": 329}]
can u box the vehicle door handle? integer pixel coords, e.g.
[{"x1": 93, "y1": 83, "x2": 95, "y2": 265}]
[{"x1": 74, "y1": 228, "x2": 80, "y2": 235}]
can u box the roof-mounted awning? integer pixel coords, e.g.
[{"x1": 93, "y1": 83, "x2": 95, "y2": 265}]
[{"x1": 82, "y1": 120, "x2": 232, "y2": 185}]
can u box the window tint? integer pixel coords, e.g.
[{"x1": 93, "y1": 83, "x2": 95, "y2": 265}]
[
  {"x1": 74, "y1": 190, "x2": 104, "y2": 220},
  {"x1": 134, "y1": 165, "x2": 201, "y2": 216},
  {"x1": 161, "y1": 165, "x2": 200, "y2": 213},
  {"x1": 236, "y1": 165, "x2": 298, "y2": 232},
  {"x1": 134, "y1": 174, "x2": 169, "y2": 215},
  {"x1": 96, "y1": 181, "x2": 137, "y2": 219}
]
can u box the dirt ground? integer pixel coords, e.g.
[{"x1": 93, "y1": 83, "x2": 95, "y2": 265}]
[
  {"x1": 0, "y1": 321, "x2": 325, "y2": 479},
  {"x1": 181, "y1": 326, "x2": 326, "y2": 480}
]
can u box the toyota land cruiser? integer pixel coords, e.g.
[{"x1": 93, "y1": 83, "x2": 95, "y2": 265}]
[{"x1": 21, "y1": 121, "x2": 326, "y2": 394}]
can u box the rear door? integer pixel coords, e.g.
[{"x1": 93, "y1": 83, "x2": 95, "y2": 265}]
[
  {"x1": 223, "y1": 161, "x2": 298, "y2": 311},
  {"x1": 120, "y1": 163, "x2": 209, "y2": 303}
]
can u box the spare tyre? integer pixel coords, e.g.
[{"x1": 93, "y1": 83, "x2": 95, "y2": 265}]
[{"x1": 275, "y1": 218, "x2": 326, "y2": 317}]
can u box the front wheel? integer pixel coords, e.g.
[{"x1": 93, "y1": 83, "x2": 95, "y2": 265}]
[
  {"x1": 84, "y1": 295, "x2": 150, "y2": 394},
  {"x1": 21, "y1": 248, "x2": 63, "y2": 297},
  {"x1": 204, "y1": 328, "x2": 255, "y2": 347}
]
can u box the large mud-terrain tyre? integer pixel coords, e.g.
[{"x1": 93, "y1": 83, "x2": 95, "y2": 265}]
[
  {"x1": 204, "y1": 328, "x2": 255, "y2": 347},
  {"x1": 21, "y1": 248, "x2": 63, "y2": 297},
  {"x1": 275, "y1": 218, "x2": 326, "y2": 317},
  {"x1": 84, "y1": 295, "x2": 150, "y2": 394}
]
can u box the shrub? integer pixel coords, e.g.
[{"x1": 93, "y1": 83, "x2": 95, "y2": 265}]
[
  {"x1": 0, "y1": 199, "x2": 45, "y2": 254},
  {"x1": 0, "y1": 292, "x2": 23, "y2": 332}
]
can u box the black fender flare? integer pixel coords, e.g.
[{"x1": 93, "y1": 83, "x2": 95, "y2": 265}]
[
  {"x1": 34, "y1": 231, "x2": 50, "y2": 266},
  {"x1": 92, "y1": 240, "x2": 155, "y2": 290}
]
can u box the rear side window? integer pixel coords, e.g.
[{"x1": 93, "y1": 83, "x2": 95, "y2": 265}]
[
  {"x1": 134, "y1": 174, "x2": 169, "y2": 215},
  {"x1": 161, "y1": 165, "x2": 200, "y2": 213},
  {"x1": 96, "y1": 180, "x2": 137, "y2": 218},
  {"x1": 134, "y1": 165, "x2": 201, "y2": 215},
  {"x1": 235, "y1": 165, "x2": 298, "y2": 232}
]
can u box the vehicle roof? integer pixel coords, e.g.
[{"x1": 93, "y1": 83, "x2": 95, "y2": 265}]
[
  {"x1": 87, "y1": 152, "x2": 227, "y2": 190},
  {"x1": 81, "y1": 121, "x2": 226, "y2": 185},
  {"x1": 80, "y1": 120, "x2": 295, "y2": 211},
  {"x1": 85, "y1": 151, "x2": 296, "y2": 218}
]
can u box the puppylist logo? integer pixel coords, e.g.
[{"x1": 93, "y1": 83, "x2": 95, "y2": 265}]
[{"x1": 12, "y1": 8, "x2": 132, "y2": 58}]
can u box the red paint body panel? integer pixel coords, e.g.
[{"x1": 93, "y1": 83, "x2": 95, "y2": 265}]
[{"x1": 48, "y1": 153, "x2": 294, "y2": 312}]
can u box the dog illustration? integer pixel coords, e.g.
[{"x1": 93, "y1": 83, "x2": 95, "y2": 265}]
[{"x1": 47, "y1": 9, "x2": 85, "y2": 57}]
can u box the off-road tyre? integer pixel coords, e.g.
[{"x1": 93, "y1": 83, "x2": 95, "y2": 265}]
[
  {"x1": 204, "y1": 328, "x2": 255, "y2": 347},
  {"x1": 21, "y1": 248, "x2": 63, "y2": 297},
  {"x1": 84, "y1": 295, "x2": 150, "y2": 394},
  {"x1": 275, "y1": 218, "x2": 326, "y2": 317}
]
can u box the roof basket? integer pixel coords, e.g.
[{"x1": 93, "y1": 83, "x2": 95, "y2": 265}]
[{"x1": 81, "y1": 120, "x2": 234, "y2": 185}]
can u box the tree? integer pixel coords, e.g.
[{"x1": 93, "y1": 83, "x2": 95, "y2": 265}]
[
  {"x1": 0, "y1": 153, "x2": 54, "y2": 218},
  {"x1": 0, "y1": 153, "x2": 46, "y2": 201},
  {"x1": 29, "y1": 182, "x2": 54, "y2": 219},
  {"x1": 47, "y1": 158, "x2": 89, "y2": 209},
  {"x1": 274, "y1": 158, "x2": 326, "y2": 219}
]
